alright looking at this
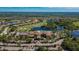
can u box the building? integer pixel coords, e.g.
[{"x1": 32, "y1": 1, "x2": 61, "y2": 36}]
[
  {"x1": 47, "y1": 17, "x2": 63, "y2": 23},
  {"x1": 56, "y1": 26, "x2": 64, "y2": 31},
  {"x1": 31, "y1": 18, "x2": 39, "y2": 23},
  {"x1": 16, "y1": 32, "x2": 28, "y2": 36}
]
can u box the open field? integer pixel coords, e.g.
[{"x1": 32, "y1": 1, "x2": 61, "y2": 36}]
[
  {"x1": 73, "y1": 21, "x2": 79, "y2": 27},
  {"x1": 17, "y1": 20, "x2": 47, "y2": 32}
]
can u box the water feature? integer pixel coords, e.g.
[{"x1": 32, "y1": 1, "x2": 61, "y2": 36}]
[
  {"x1": 32, "y1": 26, "x2": 52, "y2": 31},
  {"x1": 71, "y1": 30, "x2": 79, "y2": 38}
]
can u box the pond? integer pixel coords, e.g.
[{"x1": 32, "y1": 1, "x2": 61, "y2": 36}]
[
  {"x1": 32, "y1": 26, "x2": 52, "y2": 31},
  {"x1": 71, "y1": 30, "x2": 79, "y2": 38},
  {"x1": 32, "y1": 26, "x2": 64, "y2": 31}
]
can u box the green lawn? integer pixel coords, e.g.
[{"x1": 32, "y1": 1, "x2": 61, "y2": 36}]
[
  {"x1": 17, "y1": 20, "x2": 47, "y2": 32},
  {"x1": 73, "y1": 21, "x2": 79, "y2": 27}
]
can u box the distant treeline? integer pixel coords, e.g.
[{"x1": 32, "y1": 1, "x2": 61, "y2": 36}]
[{"x1": 0, "y1": 12, "x2": 79, "y2": 17}]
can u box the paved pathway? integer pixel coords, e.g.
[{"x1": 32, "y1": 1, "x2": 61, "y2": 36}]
[
  {"x1": 0, "y1": 39, "x2": 64, "y2": 50},
  {"x1": 0, "y1": 39, "x2": 63, "y2": 46}
]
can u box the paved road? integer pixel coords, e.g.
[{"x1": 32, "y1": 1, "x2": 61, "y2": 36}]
[
  {"x1": 0, "y1": 39, "x2": 64, "y2": 50},
  {"x1": 0, "y1": 39, "x2": 64, "y2": 47}
]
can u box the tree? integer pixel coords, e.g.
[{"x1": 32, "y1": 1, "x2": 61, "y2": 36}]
[
  {"x1": 61, "y1": 37, "x2": 79, "y2": 51},
  {"x1": 9, "y1": 25, "x2": 17, "y2": 32},
  {"x1": 0, "y1": 34, "x2": 8, "y2": 46},
  {"x1": 47, "y1": 20, "x2": 57, "y2": 29},
  {"x1": 26, "y1": 38, "x2": 32, "y2": 43},
  {"x1": 35, "y1": 46, "x2": 48, "y2": 51}
]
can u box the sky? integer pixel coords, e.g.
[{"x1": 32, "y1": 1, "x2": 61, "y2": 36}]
[{"x1": 0, "y1": 7, "x2": 79, "y2": 12}]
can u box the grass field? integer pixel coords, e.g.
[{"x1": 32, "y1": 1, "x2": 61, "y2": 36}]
[
  {"x1": 73, "y1": 21, "x2": 79, "y2": 27},
  {"x1": 17, "y1": 20, "x2": 47, "y2": 32}
]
